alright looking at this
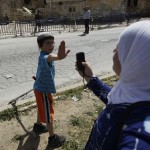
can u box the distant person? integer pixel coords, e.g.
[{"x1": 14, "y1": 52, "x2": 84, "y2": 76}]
[
  {"x1": 34, "y1": 10, "x2": 43, "y2": 35},
  {"x1": 76, "y1": 20, "x2": 150, "y2": 149},
  {"x1": 83, "y1": 6, "x2": 91, "y2": 34},
  {"x1": 33, "y1": 32, "x2": 70, "y2": 149},
  {"x1": 61, "y1": 16, "x2": 67, "y2": 29},
  {"x1": 4, "y1": 14, "x2": 9, "y2": 22}
]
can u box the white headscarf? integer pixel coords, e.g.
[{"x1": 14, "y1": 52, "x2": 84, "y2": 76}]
[{"x1": 108, "y1": 20, "x2": 150, "y2": 104}]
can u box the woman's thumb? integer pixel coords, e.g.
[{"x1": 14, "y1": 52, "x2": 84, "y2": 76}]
[{"x1": 82, "y1": 61, "x2": 88, "y2": 67}]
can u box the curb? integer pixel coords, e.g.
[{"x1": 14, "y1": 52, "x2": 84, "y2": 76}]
[{"x1": 0, "y1": 72, "x2": 115, "y2": 112}]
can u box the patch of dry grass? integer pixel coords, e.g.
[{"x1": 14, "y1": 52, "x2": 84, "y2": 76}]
[{"x1": 0, "y1": 75, "x2": 118, "y2": 150}]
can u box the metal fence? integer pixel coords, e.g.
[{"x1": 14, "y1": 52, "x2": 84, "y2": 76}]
[
  {"x1": 0, "y1": 21, "x2": 70, "y2": 36},
  {"x1": 0, "y1": 13, "x2": 140, "y2": 37}
]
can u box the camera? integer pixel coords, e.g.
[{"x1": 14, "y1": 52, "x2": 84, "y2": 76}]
[{"x1": 76, "y1": 52, "x2": 85, "y2": 70}]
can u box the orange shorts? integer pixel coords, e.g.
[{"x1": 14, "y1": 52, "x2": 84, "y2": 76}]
[{"x1": 34, "y1": 90, "x2": 54, "y2": 123}]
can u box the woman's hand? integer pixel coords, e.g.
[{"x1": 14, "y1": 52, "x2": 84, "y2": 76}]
[
  {"x1": 76, "y1": 61, "x2": 94, "y2": 83},
  {"x1": 57, "y1": 41, "x2": 70, "y2": 60}
]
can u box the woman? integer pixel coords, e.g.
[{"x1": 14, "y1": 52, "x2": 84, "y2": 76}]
[{"x1": 76, "y1": 20, "x2": 150, "y2": 150}]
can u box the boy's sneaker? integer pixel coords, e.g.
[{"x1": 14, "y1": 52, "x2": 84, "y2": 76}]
[
  {"x1": 33, "y1": 123, "x2": 48, "y2": 134},
  {"x1": 46, "y1": 134, "x2": 66, "y2": 149}
]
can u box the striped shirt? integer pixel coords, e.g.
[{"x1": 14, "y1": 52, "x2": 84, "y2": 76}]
[{"x1": 34, "y1": 51, "x2": 56, "y2": 93}]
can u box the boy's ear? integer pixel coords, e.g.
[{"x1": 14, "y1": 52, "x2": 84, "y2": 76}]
[{"x1": 38, "y1": 43, "x2": 42, "y2": 48}]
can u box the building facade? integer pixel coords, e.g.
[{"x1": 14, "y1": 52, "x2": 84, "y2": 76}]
[{"x1": 0, "y1": 0, "x2": 150, "y2": 20}]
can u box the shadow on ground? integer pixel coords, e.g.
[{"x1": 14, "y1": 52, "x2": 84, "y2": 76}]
[
  {"x1": 78, "y1": 33, "x2": 87, "y2": 36},
  {"x1": 11, "y1": 103, "x2": 41, "y2": 150}
]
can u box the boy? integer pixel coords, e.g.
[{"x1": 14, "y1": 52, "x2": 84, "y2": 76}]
[{"x1": 33, "y1": 32, "x2": 70, "y2": 149}]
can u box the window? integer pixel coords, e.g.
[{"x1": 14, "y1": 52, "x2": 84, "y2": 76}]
[
  {"x1": 134, "y1": 0, "x2": 138, "y2": 6},
  {"x1": 127, "y1": 0, "x2": 131, "y2": 7},
  {"x1": 11, "y1": 1, "x2": 16, "y2": 8},
  {"x1": 127, "y1": 0, "x2": 138, "y2": 7},
  {"x1": 69, "y1": 8, "x2": 72, "y2": 12},
  {"x1": 73, "y1": 7, "x2": 75, "y2": 12},
  {"x1": 68, "y1": 7, "x2": 76, "y2": 13},
  {"x1": 44, "y1": 0, "x2": 47, "y2": 5},
  {"x1": 59, "y1": 2, "x2": 63, "y2": 5}
]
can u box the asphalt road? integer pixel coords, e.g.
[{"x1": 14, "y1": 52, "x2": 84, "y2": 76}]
[{"x1": 0, "y1": 27, "x2": 125, "y2": 108}]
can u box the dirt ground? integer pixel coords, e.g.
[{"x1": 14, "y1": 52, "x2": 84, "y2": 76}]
[{"x1": 0, "y1": 88, "x2": 104, "y2": 150}]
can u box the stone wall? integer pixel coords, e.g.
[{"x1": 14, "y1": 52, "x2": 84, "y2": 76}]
[
  {"x1": 0, "y1": 0, "x2": 150, "y2": 21},
  {"x1": 138, "y1": 0, "x2": 150, "y2": 16},
  {"x1": 41, "y1": 0, "x2": 85, "y2": 18},
  {"x1": 0, "y1": 0, "x2": 45, "y2": 20},
  {"x1": 40, "y1": 0, "x2": 126, "y2": 18},
  {"x1": 0, "y1": 0, "x2": 22, "y2": 20}
]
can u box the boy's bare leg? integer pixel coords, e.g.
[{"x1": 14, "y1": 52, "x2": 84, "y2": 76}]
[
  {"x1": 47, "y1": 122, "x2": 54, "y2": 136},
  {"x1": 33, "y1": 111, "x2": 48, "y2": 135},
  {"x1": 36, "y1": 111, "x2": 41, "y2": 124},
  {"x1": 35, "y1": 109, "x2": 54, "y2": 135},
  {"x1": 46, "y1": 122, "x2": 66, "y2": 149}
]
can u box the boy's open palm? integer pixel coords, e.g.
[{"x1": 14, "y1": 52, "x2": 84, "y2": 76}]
[{"x1": 58, "y1": 41, "x2": 70, "y2": 60}]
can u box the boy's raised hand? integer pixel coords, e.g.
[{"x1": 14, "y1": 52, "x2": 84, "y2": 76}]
[{"x1": 58, "y1": 41, "x2": 70, "y2": 60}]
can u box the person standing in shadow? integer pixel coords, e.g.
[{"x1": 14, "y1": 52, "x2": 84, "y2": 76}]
[
  {"x1": 83, "y1": 6, "x2": 91, "y2": 34},
  {"x1": 34, "y1": 10, "x2": 43, "y2": 35}
]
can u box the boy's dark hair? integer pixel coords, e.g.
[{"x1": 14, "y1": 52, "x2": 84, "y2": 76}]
[{"x1": 37, "y1": 32, "x2": 54, "y2": 48}]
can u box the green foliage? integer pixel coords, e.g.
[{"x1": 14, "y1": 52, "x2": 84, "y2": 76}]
[
  {"x1": 102, "y1": 75, "x2": 119, "y2": 87},
  {"x1": 62, "y1": 139, "x2": 81, "y2": 150},
  {"x1": 11, "y1": 134, "x2": 22, "y2": 142},
  {"x1": 0, "y1": 75, "x2": 118, "y2": 123},
  {"x1": 0, "y1": 101, "x2": 35, "y2": 122},
  {"x1": 69, "y1": 115, "x2": 83, "y2": 127},
  {"x1": 0, "y1": 75, "x2": 119, "y2": 149},
  {"x1": 85, "y1": 111, "x2": 94, "y2": 116},
  {"x1": 0, "y1": 75, "x2": 119, "y2": 122},
  {"x1": 0, "y1": 108, "x2": 17, "y2": 122},
  {"x1": 55, "y1": 86, "x2": 84, "y2": 100},
  {"x1": 94, "y1": 103, "x2": 104, "y2": 114},
  {"x1": 69, "y1": 114, "x2": 94, "y2": 129}
]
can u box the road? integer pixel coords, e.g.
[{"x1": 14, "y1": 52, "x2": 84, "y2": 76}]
[{"x1": 0, "y1": 27, "x2": 125, "y2": 108}]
